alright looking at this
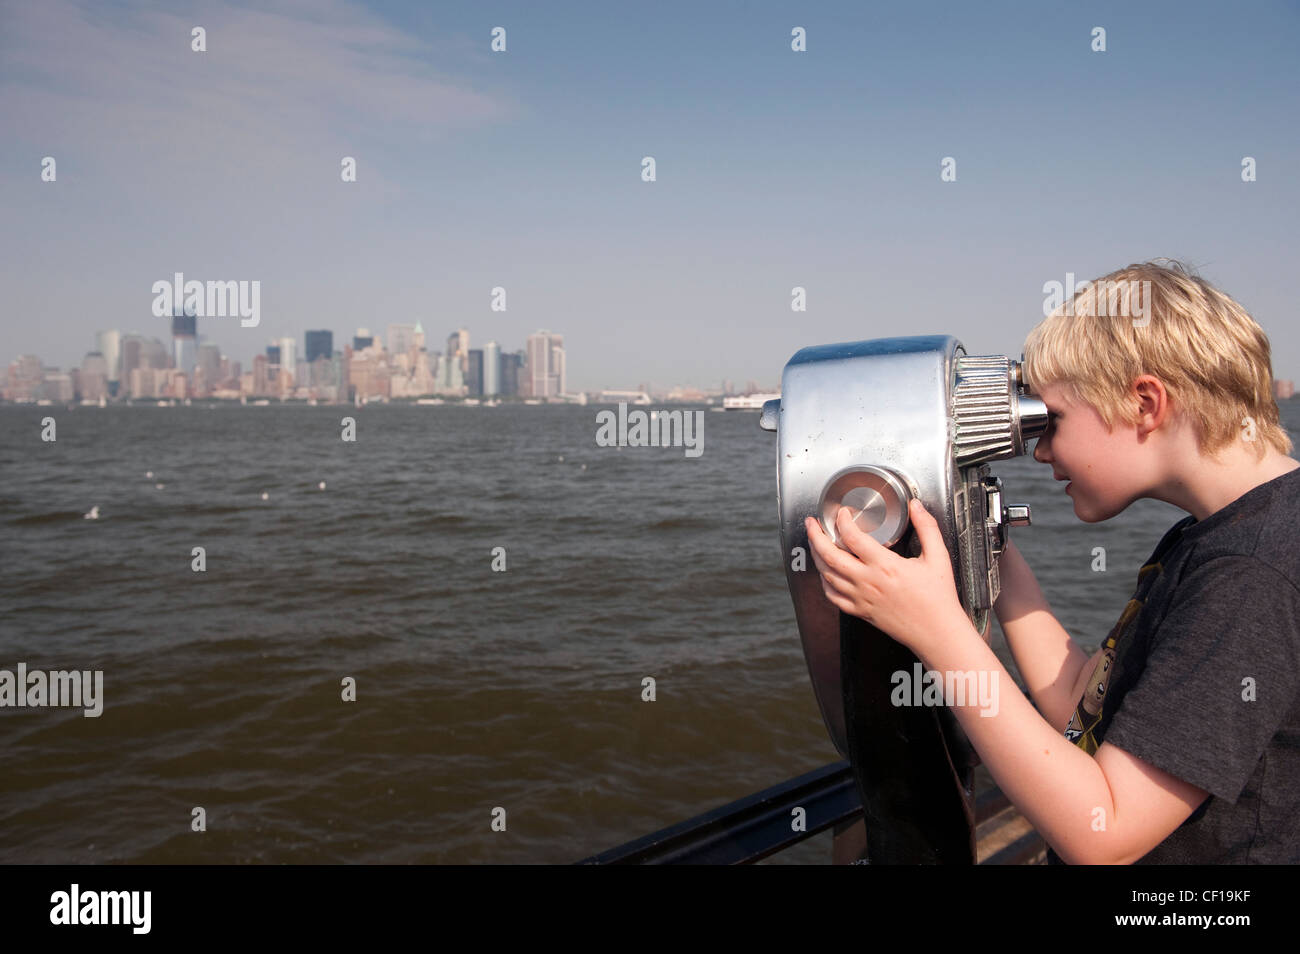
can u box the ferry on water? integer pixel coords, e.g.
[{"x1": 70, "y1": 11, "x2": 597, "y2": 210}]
[{"x1": 722, "y1": 391, "x2": 780, "y2": 410}]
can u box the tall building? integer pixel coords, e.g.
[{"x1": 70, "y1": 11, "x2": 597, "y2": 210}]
[
  {"x1": 467, "y1": 349, "x2": 484, "y2": 397},
  {"x1": 446, "y1": 328, "x2": 469, "y2": 367},
  {"x1": 436, "y1": 351, "x2": 465, "y2": 394},
  {"x1": 120, "y1": 334, "x2": 143, "y2": 381},
  {"x1": 353, "y1": 328, "x2": 374, "y2": 351},
  {"x1": 501, "y1": 351, "x2": 524, "y2": 397},
  {"x1": 253, "y1": 354, "x2": 271, "y2": 396},
  {"x1": 128, "y1": 366, "x2": 160, "y2": 399},
  {"x1": 483, "y1": 340, "x2": 501, "y2": 396},
  {"x1": 96, "y1": 330, "x2": 121, "y2": 393},
  {"x1": 42, "y1": 369, "x2": 73, "y2": 402},
  {"x1": 278, "y1": 337, "x2": 296, "y2": 389},
  {"x1": 121, "y1": 334, "x2": 169, "y2": 380},
  {"x1": 171, "y1": 311, "x2": 197, "y2": 382},
  {"x1": 4, "y1": 355, "x2": 44, "y2": 401},
  {"x1": 195, "y1": 344, "x2": 222, "y2": 397},
  {"x1": 526, "y1": 330, "x2": 565, "y2": 399},
  {"x1": 305, "y1": 330, "x2": 333, "y2": 363},
  {"x1": 79, "y1": 352, "x2": 109, "y2": 401},
  {"x1": 171, "y1": 312, "x2": 197, "y2": 337},
  {"x1": 387, "y1": 324, "x2": 415, "y2": 357}
]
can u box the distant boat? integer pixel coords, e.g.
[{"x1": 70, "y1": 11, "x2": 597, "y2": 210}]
[
  {"x1": 252, "y1": 399, "x2": 270, "y2": 406},
  {"x1": 483, "y1": 399, "x2": 500, "y2": 407},
  {"x1": 523, "y1": 399, "x2": 542, "y2": 405},
  {"x1": 463, "y1": 398, "x2": 481, "y2": 406},
  {"x1": 722, "y1": 392, "x2": 780, "y2": 410},
  {"x1": 417, "y1": 398, "x2": 445, "y2": 405}
]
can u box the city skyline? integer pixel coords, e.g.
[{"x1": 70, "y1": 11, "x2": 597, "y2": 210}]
[
  {"x1": 3, "y1": 317, "x2": 787, "y2": 403},
  {"x1": 4, "y1": 2, "x2": 1299, "y2": 393},
  {"x1": 4, "y1": 321, "x2": 597, "y2": 403}
]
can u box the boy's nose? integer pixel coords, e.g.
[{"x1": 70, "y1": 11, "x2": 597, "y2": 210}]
[{"x1": 1033, "y1": 438, "x2": 1050, "y2": 464}]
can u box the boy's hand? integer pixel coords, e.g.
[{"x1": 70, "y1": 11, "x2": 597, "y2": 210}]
[{"x1": 804, "y1": 498, "x2": 973, "y2": 656}]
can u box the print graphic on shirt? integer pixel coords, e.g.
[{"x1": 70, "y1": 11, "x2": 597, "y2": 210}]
[{"x1": 1063, "y1": 561, "x2": 1165, "y2": 755}]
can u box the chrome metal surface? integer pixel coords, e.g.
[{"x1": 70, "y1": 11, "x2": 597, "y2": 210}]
[
  {"x1": 770, "y1": 335, "x2": 1043, "y2": 759},
  {"x1": 952, "y1": 354, "x2": 1050, "y2": 465},
  {"x1": 819, "y1": 465, "x2": 915, "y2": 549},
  {"x1": 1005, "y1": 505, "x2": 1032, "y2": 526}
]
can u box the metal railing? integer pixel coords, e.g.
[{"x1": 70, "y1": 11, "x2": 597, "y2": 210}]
[{"x1": 577, "y1": 761, "x2": 1045, "y2": 865}]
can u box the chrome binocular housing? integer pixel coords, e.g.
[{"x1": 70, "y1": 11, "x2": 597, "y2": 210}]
[{"x1": 761, "y1": 335, "x2": 1048, "y2": 759}]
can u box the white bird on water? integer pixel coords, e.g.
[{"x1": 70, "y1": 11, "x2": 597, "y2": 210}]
[
  {"x1": 145, "y1": 471, "x2": 154, "y2": 479},
  {"x1": 155, "y1": 483, "x2": 165, "y2": 490},
  {"x1": 84, "y1": 506, "x2": 100, "y2": 520},
  {"x1": 318, "y1": 481, "x2": 326, "y2": 491},
  {"x1": 261, "y1": 492, "x2": 270, "y2": 501}
]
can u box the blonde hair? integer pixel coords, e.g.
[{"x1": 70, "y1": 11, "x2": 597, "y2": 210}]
[{"x1": 1022, "y1": 259, "x2": 1291, "y2": 459}]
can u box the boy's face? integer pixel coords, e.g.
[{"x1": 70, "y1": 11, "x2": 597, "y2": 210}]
[{"x1": 1030, "y1": 381, "x2": 1147, "y2": 523}]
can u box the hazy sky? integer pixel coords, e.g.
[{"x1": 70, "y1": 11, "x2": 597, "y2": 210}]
[{"x1": 2, "y1": 0, "x2": 1298, "y2": 392}]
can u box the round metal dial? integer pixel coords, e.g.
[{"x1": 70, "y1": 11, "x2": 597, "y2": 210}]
[{"x1": 819, "y1": 465, "x2": 914, "y2": 549}]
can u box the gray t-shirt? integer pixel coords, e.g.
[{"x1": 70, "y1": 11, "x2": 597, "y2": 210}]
[{"x1": 1046, "y1": 464, "x2": 1300, "y2": 864}]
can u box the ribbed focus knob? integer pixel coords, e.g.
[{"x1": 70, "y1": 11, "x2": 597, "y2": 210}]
[{"x1": 952, "y1": 355, "x2": 1018, "y2": 465}]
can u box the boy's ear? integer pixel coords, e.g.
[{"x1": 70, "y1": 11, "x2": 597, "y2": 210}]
[{"x1": 1132, "y1": 375, "x2": 1171, "y2": 432}]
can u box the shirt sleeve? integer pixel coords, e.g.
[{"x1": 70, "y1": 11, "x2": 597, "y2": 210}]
[{"x1": 1103, "y1": 555, "x2": 1300, "y2": 804}]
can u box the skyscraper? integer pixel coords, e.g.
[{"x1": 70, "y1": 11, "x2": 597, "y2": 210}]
[
  {"x1": 79, "y1": 352, "x2": 109, "y2": 402},
  {"x1": 195, "y1": 343, "x2": 222, "y2": 396},
  {"x1": 96, "y1": 330, "x2": 121, "y2": 394},
  {"x1": 4, "y1": 355, "x2": 43, "y2": 401},
  {"x1": 501, "y1": 351, "x2": 523, "y2": 397},
  {"x1": 483, "y1": 340, "x2": 501, "y2": 396},
  {"x1": 305, "y1": 330, "x2": 333, "y2": 363},
  {"x1": 172, "y1": 311, "x2": 197, "y2": 381},
  {"x1": 120, "y1": 334, "x2": 144, "y2": 381},
  {"x1": 278, "y1": 337, "x2": 296, "y2": 388},
  {"x1": 467, "y1": 349, "x2": 483, "y2": 397},
  {"x1": 387, "y1": 324, "x2": 415, "y2": 357},
  {"x1": 526, "y1": 330, "x2": 565, "y2": 399}
]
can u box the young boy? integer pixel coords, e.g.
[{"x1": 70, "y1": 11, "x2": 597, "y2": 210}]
[{"x1": 805, "y1": 260, "x2": 1299, "y2": 864}]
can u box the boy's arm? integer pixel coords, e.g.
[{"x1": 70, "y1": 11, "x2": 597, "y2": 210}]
[
  {"x1": 994, "y1": 538, "x2": 1092, "y2": 732},
  {"x1": 916, "y1": 619, "x2": 1210, "y2": 865}
]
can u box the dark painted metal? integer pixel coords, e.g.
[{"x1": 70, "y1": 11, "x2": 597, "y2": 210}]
[
  {"x1": 575, "y1": 762, "x2": 859, "y2": 865},
  {"x1": 840, "y1": 612, "x2": 979, "y2": 864},
  {"x1": 577, "y1": 760, "x2": 1037, "y2": 865}
]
